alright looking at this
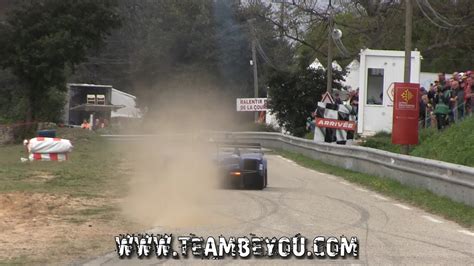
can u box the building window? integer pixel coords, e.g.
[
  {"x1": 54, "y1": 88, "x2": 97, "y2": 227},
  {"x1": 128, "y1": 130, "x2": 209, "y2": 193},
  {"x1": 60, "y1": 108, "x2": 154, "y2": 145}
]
[{"x1": 366, "y1": 68, "x2": 384, "y2": 105}]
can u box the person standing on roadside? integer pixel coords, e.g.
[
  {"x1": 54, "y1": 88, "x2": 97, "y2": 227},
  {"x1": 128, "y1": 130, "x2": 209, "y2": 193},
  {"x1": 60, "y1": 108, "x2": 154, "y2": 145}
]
[
  {"x1": 465, "y1": 73, "x2": 473, "y2": 115},
  {"x1": 451, "y1": 80, "x2": 465, "y2": 121},
  {"x1": 434, "y1": 86, "x2": 450, "y2": 130}
]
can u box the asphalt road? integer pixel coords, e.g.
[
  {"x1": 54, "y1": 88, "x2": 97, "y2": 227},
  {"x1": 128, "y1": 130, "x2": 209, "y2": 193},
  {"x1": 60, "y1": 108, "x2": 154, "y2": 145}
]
[{"x1": 85, "y1": 154, "x2": 474, "y2": 265}]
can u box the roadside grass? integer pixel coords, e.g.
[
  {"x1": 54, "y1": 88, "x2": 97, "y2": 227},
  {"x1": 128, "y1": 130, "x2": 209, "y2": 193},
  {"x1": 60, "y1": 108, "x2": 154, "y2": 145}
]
[
  {"x1": 0, "y1": 128, "x2": 136, "y2": 264},
  {"x1": 0, "y1": 128, "x2": 129, "y2": 197},
  {"x1": 276, "y1": 149, "x2": 474, "y2": 229},
  {"x1": 361, "y1": 116, "x2": 474, "y2": 167}
]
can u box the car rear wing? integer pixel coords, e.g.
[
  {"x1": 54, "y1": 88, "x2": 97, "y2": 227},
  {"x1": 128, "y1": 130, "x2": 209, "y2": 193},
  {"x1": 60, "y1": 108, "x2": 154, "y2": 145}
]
[
  {"x1": 215, "y1": 142, "x2": 262, "y2": 149},
  {"x1": 214, "y1": 141, "x2": 263, "y2": 155}
]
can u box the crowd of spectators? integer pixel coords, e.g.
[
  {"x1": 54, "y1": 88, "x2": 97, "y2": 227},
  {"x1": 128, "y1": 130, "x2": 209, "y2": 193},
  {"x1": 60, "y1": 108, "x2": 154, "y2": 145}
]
[{"x1": 420, "y1": 71, "x2": 473, "y2": 130}]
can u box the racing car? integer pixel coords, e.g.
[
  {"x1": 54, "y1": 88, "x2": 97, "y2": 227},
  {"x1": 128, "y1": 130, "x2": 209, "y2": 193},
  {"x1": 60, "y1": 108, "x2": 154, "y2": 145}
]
[{"x1": 214, "y1": 142, "x2": 267, "y2": 190}]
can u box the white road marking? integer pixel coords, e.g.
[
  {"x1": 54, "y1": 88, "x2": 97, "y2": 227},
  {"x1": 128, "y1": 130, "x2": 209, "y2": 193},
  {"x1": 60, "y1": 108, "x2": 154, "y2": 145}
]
[
  {"x1": 393, "y1": 203, "x2": 412, "y2": 210},
  {"x1": 458, "y1": 229, "x2": 474, "y2": 237},
  {"x1": 372, "y1": 194, "x2": 388, "y2": 201},
  {"x1": 355, "y1": 187, "x2": 368, "y2": 192},
  {"x1": 339, "y1": 181, "x2": 351, "y2": 186},
  {"x1": 422, "y1": 215, "x2": 443, "y2": 224}
]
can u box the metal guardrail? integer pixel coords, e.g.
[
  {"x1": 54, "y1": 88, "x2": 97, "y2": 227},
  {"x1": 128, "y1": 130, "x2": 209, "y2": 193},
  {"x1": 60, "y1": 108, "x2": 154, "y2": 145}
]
[{"x1": 102, "y1": 132, "x2": 474, "y2": 207}]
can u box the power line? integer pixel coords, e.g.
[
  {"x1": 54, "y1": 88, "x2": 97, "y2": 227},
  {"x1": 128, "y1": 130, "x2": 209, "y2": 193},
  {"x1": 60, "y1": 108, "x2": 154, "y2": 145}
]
[
  {"x1": 415, "y1": 0, "x2": 449, "y2": 29},
  {"x1": 415, "y1": 0, "x2": 465, "y2": 29}
]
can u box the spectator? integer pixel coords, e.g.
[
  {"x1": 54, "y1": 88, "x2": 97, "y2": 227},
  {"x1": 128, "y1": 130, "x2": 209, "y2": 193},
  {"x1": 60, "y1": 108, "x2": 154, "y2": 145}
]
[
  {"x1": 81, "y1": 119, "x2": 90, "y2": 129},
  {"x1": 334, "y1": 93, "x2": 343, "y2": 105},
  {"x1": 444, "y1": 79, "x2": 456, "y2": 123},
  {"x1": 434, "y1": 86, "x2": 450, "y2": 130},
  {"x1": 465, "y1": 73, "x2": 473, "y2": 115},
  {"x1": 462, "y1": 75, "x2": 469, "y2": 115},
  {"x1": 437, "y1": 72, "x2": 446, "y2": 87},
  {"x1": 419, "y1": 94, "x2": 428, "y2": 128},
  {"x1": 452, "y1": 72, "x2": 460, "y2": 82},
  {"x1": 451, "y1": 80, "x2": 465, "y2": 121},
  {"x1": 94, "y1": 118, "x2": 100, "y2": 130},
  {"x1": 349, "y1": 88, "x2": 359, "y2": 115},
  {"x1": 428, "y1": 83, "x2": 437, "y2": 103}
]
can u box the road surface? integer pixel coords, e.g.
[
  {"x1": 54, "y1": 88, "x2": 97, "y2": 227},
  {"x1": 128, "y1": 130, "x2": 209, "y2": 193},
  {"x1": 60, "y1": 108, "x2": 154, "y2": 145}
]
[{"x1": 85, "y1": 154, "x2": 474, "y2": 265}]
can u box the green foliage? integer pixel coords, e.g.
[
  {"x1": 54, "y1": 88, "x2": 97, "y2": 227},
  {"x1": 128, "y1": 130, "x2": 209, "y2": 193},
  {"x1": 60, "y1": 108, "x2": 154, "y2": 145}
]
[
  {"x1": 0, "y1": 0, "x2": 121, "y2": 121},
  {"x1": 267, "y1": 66, "x2": 345, "y2": 137},
  {"x1": 361, "y1": 131, "x2": 400, "y2": 153},
  {"x1": 70, "y1": 0, "x2": 293, "y2": 120},
  {"x1": 411, "y1": 116, "x2": 474, "y2": 167},
  {"x1": 295, "y1": 1, "x2": 474, "y2": 72},
  {"x1": 304, "y1": 131, "x2": 314, "y2": 140},
  {"x1": 0, "y1": 69, "x2": 28, "y2": 123}
]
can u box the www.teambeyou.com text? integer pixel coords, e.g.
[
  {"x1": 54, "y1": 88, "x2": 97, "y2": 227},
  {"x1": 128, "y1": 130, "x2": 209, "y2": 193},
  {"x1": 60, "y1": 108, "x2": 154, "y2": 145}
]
[{"x1": 115, "y1": 234, "x2": 359, "y2": 259}]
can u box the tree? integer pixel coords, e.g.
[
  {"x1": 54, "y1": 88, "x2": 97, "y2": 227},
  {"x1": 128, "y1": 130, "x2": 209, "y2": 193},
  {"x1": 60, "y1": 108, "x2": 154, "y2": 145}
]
[
  {"x1": 0, "y1": 0, "x2": 121, "y2": 122},
  {"x1": 70, "y1": 0, "x2": 293, "y2": 123},
  {"x1": 262, "y1": 0, "x2": 474, "y2": 72},
  {"x1": 267, "y1": 65, "x2": 345, "y2": 137}
]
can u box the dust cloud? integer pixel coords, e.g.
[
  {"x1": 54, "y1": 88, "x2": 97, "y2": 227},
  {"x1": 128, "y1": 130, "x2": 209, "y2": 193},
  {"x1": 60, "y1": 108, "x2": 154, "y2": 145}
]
[{"x1": 120, "y1": 79, "x2": 243, "y2": 229}]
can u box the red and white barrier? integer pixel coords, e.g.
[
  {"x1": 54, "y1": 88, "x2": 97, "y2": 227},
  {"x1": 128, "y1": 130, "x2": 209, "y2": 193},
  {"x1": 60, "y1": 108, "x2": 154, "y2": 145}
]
[
  {"x1": 24, "y1": 137, "x2": 73, "y2": 162},
  {"x1": 26, "y1": 137, "x2": 73, "y2": 154},
  {"x1": 29, "y1": 153, "x2": 68, "y2": 161}
]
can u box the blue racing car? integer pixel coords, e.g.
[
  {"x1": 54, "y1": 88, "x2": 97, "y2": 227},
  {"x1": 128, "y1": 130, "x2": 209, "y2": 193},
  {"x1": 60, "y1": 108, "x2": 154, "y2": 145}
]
[{"x1": 214, "y1": 142, "x2": 268, "y2": 190}]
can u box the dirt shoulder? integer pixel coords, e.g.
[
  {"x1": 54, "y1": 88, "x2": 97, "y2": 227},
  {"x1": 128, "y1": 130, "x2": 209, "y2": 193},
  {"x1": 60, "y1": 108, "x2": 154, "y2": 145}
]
[{"x1": 0, "y1": 129, "x2": 142, "y2": 264}]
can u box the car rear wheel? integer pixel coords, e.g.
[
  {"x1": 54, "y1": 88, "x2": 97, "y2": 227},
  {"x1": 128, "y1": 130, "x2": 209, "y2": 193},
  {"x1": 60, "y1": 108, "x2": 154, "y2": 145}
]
[
  {"x1": 254, "y1": 174, "x2": 265, "y2": 190},
  {"x1": 264, "y1": 170, "x2": 268, "y2": 188}
]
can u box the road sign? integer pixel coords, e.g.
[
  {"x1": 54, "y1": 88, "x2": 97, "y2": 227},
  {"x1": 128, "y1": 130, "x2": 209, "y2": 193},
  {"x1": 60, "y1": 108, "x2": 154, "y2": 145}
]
[
  {"x1": 236, "y1": 98, "x2": 268, "y2": 112},
  {"x1": 315, "y1": 118, "x2": 356, "y2": 131},
  {"x1": 321, "y1": 92, "x2": 334, "y2": 104},
  {"x1": 392, "y1": 83, "x2": 419, "y2": 145}
]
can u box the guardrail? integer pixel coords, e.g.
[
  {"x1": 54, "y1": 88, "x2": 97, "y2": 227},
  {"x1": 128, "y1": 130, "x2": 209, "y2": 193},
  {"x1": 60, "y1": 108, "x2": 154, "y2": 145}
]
[{"x1": 102, "y1": 132, "x2": 474, "y2": 207}]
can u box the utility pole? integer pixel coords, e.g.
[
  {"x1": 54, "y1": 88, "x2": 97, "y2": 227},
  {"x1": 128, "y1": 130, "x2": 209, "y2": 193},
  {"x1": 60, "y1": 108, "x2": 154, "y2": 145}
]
[
  {"x1": 326, "y1": 0, "x2": 333, "y2": 94},
  {"x1": 404, "y1": 0, "x2": 412, "y2": 83},
  {"x1": 247, "y1": 18, "x2": 259, "y2": 122},
  {"x1": 403, "y1": 0, "x2": 413, "y2": 155},
  {"x1": 251, "y1": 30, "x2": 259, "y2": 122},
  {"x1": 279, "y1": 1, "x2": 285, "y2": 38}
]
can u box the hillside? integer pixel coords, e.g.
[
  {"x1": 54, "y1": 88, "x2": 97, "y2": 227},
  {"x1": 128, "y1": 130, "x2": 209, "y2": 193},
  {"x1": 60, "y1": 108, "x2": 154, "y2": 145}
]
[{"x1": 362, "y1": 116, "x2": 474, "y2": 167}]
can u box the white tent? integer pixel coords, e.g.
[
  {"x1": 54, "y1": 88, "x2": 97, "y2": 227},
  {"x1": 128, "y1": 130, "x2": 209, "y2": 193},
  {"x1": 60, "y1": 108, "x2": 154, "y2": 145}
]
[
  {"x1": 309, "y1": 58, "x2": 325, "y2": 70},
  {"x1": 332, "y1": 60, "x2": 343, "y2": 72},
  {"x1": 342, "y1": 59, "x2": 360, "y2": 90}
]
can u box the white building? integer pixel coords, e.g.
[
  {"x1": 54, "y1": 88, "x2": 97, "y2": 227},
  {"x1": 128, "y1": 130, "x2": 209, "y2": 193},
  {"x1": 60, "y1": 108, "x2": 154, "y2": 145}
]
[
  {"x1": 64, "y1": 83, "x2": 141, "y2": 125},
  {"x1": 111, "y1": 88, "x2": 141, "y2": 118},
  {"x1": 357, "y1": 49, "x2": 421, "y2": 136}
]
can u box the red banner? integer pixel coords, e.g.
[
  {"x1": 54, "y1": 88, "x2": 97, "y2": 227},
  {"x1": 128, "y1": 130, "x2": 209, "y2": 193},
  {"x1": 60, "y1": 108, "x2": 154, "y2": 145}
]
[
  {"x1": 392, "y1": 83, "x2": 419, "y2": 145},
  {"x1": 315, "y1": 118, "x2": 357, "y2": 131}
]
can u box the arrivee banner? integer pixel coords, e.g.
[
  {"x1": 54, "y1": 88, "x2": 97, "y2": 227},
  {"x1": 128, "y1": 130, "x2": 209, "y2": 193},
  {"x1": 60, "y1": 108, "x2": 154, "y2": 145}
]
[
  {"x1": 236, "y1": 98, "x2": 268, "y2": 112},
  {"x1": 315, "y1": 118, "x2": 357, "y2": 131}
]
